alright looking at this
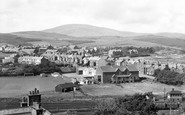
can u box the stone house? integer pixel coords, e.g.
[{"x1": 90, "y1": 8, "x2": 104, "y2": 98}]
[{"x1": 95, "y1": 65, "x2": 139, "y2": 83}]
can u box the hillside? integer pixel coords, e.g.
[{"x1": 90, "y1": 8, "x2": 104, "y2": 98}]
[
  {"x1": 156, "y1": 32, "x2": 185, "y2": 39},
  {"x1": 1, "y1": 24, "x2": 185, "y2": 48},
  {"x1": 135, "y1": 35, "x2": 185, "y2": 48},
  {"x1": 0, "y1": 33, "x2": 40, "y2": 46},
  {"x1": 12, "y1": 31, "x2": 75, "y2": 40},
  {"x1": 44, "y1": 24, "x2": 139, "y2": 37}
]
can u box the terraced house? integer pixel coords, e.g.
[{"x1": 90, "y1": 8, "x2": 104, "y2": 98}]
[
  {"x1": 18, "y1": 56, "x2": 44, "y2": 65},
  {"x1": 41, "y1": 49, "x2": 60, "y2": 62},
  {"x1": 96, "y1": 65, "x2": 139, "y2": 83}
]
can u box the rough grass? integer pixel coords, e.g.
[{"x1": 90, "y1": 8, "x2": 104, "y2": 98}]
[
  {"x1": 0, "y1": 76, "x2": 71, "y2": 98},
  {"x1": 81, "y1": 80, "x2": 185, "y2": 96}
]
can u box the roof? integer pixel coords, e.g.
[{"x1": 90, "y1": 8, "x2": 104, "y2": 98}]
[
  {"x1": 167, "y1": 89, "x2": 182, "y2": 95},
  {"x1": 115, "y1": 59, "x2": 124, "y2": 63},
  {"x1": 88, "y1": 56, "x2": 100, "y2": 61},
  {"x1": 112, "y1": 65, "x2": 127, "y2": 71},
  {"x1": 126, "y1": 65, "x2": 138, "y2": 72},
  {"x1": 99, "y1": 65, "x2": 138, "y2": 73},
  {"x1": 56, "y1": 83, "x2": 77, "y2": 89},
  {"x1": 100, "y1": 66, "x2": 117, "y2": 72}
]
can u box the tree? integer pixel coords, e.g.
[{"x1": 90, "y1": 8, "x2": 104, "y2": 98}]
[
  {"x1": 94, "y1": 99, "x2": 117, "y2": 115},
  {"x1": 33, "y1": 47, "x2": 40, "y2": 54},
  {"x1": 47, "y1": 45, "x2": 54, "y2": 49}
]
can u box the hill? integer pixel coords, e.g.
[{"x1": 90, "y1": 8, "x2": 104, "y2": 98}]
[
  {"x1": 135, "y1": 35, "x2": 185, "y2": 48},
  {"x1": 0, "y1": 33, "x2": 40, "y2": 46},
  {"x1": 156, "y1": 32, "x2": 185, "y2": 39},
  {"x1": 44, "y1": 24, "x2": 139, "y2": 37},
  {"x1": 12, "y1": 31, "x2": 75, "y2": 40},
  {"x1": 1, "y1": 24, "x2": 185, "y2": 48}
]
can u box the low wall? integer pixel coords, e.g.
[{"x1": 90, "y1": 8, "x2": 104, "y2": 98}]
[{"x1": 0, "y1": 107, "x2": 31, "y2": 115}]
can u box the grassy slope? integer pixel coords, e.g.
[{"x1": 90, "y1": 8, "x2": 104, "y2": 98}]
[
  {"x1": 134, "y1": 35, "x2": 185, "y2": 48},
  {"x1": 0, "y1": 33, "x2": 41, "y2": 46}
]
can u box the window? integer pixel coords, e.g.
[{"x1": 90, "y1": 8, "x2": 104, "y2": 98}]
[{"x1": 98, "y1": 75, "x2": 101, "y2": 82}]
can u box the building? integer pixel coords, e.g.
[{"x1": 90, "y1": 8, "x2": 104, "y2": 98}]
[
  {"x1": 0, "y1": 88, "x2": 51, "y2": 115},
  {"x1": 167, "y1": 88, "x2": 183, "y2": 102},
  {"x1": 55, "y1": 83, "x2": 78, "y2": 92},
  {"x1": 42, "y1": 49, "x2": 60, "y2": 62},
  {"x1": 96, "y1": 65, "x2": 139, "y2": 83},
  {"x1": 3, "y1": 46, "x2": 19, "y2": 53},
  {"x1": 88, "y1": 56, "x2": 107, "y2": 68},
  {"x1": 18, "y1": 56, "x2": 43, "y2": 65}
]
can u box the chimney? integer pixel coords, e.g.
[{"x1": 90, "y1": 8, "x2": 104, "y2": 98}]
[
  {"x1": 172, "y1": 88, "x2": 174, "y2": 91},
  {"x1": 35, "y1": 88, "x2": 37, "y2": 94}
]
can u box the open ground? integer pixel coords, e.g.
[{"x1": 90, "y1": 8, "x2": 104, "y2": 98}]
[{"x1": 0, "y1": 73, "x2": 185, "y2": 98}]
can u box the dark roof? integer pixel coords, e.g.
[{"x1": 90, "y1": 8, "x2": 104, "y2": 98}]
[
  {"x1": 167, "y1": 90, "x2": 182, "y2": 95},
  {"x1": 126, "y1": 65, "x2": 138, "y2": 72},
  {"x1": 100, "y1": 65, "x2": 138, "y2": 73},
  {"x1": 112, "y1": 65, "x2": 127, "y2": 71},
  {"x1": 100, "y1": 66, "x2": 117, "y2": 72},
  {"x1": 56, "y1": 83, "x2": 77, "y2": 89}
]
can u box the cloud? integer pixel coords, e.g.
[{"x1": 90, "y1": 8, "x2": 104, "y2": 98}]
[{"x1": 1, "y1": 0, "x2": 185, "y2": 33}]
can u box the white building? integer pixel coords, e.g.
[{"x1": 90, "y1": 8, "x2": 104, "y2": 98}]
[{"x1": 18, "y1": 56, "x2": 43, "y2": 65}]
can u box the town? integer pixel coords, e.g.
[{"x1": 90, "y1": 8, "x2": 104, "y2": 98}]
[{"x1": 0, "y1": 43, "x2": 185, "y2": 115}]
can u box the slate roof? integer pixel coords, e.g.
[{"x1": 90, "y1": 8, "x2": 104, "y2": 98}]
[
  {"x1": 167, "y1": 89, "x2": 182, "y2": 95},
  {"x1": 99, "y1": 64, "x2": 138, "y2": 73},
  {"x1": 100, "y1": 66, "x2": 116, "y2": 72},
  {"x1": 126, "y1": 65, "x2": 139, "y2": 72},
  {"x1": 56, "y1": 83, "x2": 77, "y2": 89}
]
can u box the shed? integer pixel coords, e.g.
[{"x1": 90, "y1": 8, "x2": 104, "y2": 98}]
[{"x1": 55, "y1": 83, "x2": 78, "y2": 92}]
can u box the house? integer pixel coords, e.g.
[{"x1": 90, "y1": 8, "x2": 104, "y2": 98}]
[
  {"x1": 2, "y1": 54, "x2": 17, "y2": 64},
  {"x1": 154, "y1": 88, "x2": 183, "y2": 112},
  {"x1": 21, "y1": 48, "x2": 35, "y2": 55},
  {"x1": 76, "y1": 66, "x2": 96, "y2": 76},
  {"x1": 0, "y1": 88, "x2": 51, "y2": 115},
  {"x1": 42, "y1": 49, "x2": 60, "y2": 62},
  {"x1": 2, "y1": 56, "x2": 15, "y2": 63},
  {"x1": 3, "y1": 46, "x2": 19, "y2": 53},
  {"x1": 88, "y1": 56, "x2": 107, "y2": 68},
  {"x1": 18, "y1": 56, "x2": 43, "y2": 65},
  {"x1": 95, "y1": 65, "x2": 139, "y2": 83},
  {"x1": 166, "y1": 88, "x2": 183, "y2": 102}
]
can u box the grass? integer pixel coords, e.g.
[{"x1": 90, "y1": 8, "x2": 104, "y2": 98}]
[
  {"x1": 81, "y1": 80, "x2": 185, "y2": 96},
  {"x1": 0, "y1": 76, "x2": 71, "y2": 98}
]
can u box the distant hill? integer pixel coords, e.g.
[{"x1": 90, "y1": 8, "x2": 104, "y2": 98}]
[
  {"x1": 155, "y1": 32, "x2": 185, "y2": 39},
  {"x1": 135, "y1": 35, "x2": 185, "y2": 48},
  {"x1": 44, "y1": 24, "x2": 140, "y2": 37},
  {"x1": 0, "y1": 33, "x2": 40, "y2": 46},
  {"x1": 12, "y1": 31, "x2": 75, "y2": 40},
  {"x1": 1, "y1": 24, "x2": 185, "y2": 48}
]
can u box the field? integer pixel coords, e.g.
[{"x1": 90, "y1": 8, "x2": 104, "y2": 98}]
[
  {"x1": 81, "y1": 80, "x2": 185, "y2": 96},
  {"x1": 0, "y1": 76, "x2": 71, "y2": 98},
  {"x1": 0, "y1": 73, "x2": 185, "y2": 98}
]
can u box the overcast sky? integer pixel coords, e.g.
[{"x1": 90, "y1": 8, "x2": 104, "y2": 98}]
[{"x1": 1, "y1": 0, "x2": 185, "y2": 33}]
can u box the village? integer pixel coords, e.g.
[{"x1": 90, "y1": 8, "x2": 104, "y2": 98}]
[{"x1": 0, "y1": 43, "x2": 185, "y2": 115}]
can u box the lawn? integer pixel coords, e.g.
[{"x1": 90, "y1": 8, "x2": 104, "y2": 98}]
[{"x1": 0, "y1": 76, "x2": 71, "y2": 97}]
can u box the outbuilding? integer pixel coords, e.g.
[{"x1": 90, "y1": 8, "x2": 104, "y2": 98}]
[{"x1": 55, "y1": 83, "x2": 78, "y2": 92}]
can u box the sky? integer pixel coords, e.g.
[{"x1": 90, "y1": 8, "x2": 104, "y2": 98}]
[{"x1": 1, "y1": 0, "x2": 185, "y2": 33}]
